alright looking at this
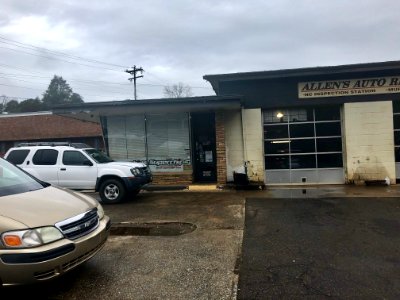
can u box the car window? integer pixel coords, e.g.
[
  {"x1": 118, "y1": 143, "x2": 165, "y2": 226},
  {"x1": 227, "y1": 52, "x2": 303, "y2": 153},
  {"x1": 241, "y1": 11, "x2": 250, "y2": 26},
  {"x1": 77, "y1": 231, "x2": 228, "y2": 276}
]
[
  {"x1": 0, "y1": 158, "x2": 44, "y2": 197},
  {"x1": 84, "y1": 149, "x2": 113, "y2": 163},
  {"x1": 6, "y1": 149, "x2": 30, "y2": 165},
  {"x1": 32, "y1": 149, "x2": 59, "y2": 165},
  {"x1": 63, "y1": 151, "x2": 89, "y2": 165}
]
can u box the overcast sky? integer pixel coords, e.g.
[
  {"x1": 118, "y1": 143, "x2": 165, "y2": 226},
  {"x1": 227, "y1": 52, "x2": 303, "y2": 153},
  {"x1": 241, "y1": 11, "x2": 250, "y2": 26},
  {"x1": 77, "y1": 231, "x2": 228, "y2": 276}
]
[{"x1": 1, "y1": 0, "x2": 400, "y2": 103}]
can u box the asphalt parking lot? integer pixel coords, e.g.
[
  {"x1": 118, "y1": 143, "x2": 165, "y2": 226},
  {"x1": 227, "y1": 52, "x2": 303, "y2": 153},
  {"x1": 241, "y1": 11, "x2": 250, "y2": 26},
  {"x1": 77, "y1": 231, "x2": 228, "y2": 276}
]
[
  {"x1": 1, "y1": 186, "x2": 400, "y2": 299},
  {"x1": 238, "y1": 197, "x2": 400, "y2": 299},
  {"x1": 2, "y1": 190, "x2": 245, "y2": 299}
]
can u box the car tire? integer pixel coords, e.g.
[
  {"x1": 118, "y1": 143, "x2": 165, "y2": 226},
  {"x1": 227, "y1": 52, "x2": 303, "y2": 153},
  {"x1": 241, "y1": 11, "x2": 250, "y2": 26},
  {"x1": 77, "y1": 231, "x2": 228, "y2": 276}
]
[{"x1": 99, "y1": 179, "x2": 126, "y2": 204}]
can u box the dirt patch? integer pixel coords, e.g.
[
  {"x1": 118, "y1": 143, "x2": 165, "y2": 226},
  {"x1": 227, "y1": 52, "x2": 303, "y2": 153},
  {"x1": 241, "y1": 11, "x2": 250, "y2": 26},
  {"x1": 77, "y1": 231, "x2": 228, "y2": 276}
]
[{"x1": 110, "y1": 222, "x2": 196, "y2": 236}]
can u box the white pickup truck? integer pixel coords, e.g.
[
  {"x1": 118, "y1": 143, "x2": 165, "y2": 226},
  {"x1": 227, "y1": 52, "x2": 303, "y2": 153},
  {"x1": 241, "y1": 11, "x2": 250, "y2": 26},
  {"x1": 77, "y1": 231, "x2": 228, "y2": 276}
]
[{"x1": 4, "y1": 143, "x2": 152, "y2": 204}]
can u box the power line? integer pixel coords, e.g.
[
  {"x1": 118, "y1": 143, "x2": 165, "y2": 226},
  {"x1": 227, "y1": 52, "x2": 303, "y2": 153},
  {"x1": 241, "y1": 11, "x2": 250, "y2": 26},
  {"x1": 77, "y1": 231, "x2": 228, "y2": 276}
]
[
  {"x1": 0, "y1": 82, "x2": 43, "y2": 91},
  {"x1": 0, "y1": 72, "x2": 156, "y2": 93},
  {"x1": 0, "y1": 37, "x2": 215, "y2": 92},
  {"x1": 0, "y1": 45, "x2": 124, "y2": 73},
  {"x1": 0, "y1": 66, "x2": 213, "y2": 90},
  {"x1": 0, "y1": 76, "x2": 136, "y2": 97},
  {"x1": 0, "y1": 35, "x2": 127, "y2": 69}
]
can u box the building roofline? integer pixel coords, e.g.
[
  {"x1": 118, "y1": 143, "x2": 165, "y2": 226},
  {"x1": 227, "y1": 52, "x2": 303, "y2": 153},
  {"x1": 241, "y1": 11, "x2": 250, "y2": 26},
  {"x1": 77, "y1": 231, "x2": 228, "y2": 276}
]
[
  {"x1": 0, "y1": 111, "x2": 52, "y2": 118},
  {"x1": 52, "y1": 95, "x2": 243, "y2": 122},
  {"x1": 53, "y1": 95, "x2": 242, "y2": 110},
  {"x1": 203, "y1": 60, "x2": 400, "y2": 83}
]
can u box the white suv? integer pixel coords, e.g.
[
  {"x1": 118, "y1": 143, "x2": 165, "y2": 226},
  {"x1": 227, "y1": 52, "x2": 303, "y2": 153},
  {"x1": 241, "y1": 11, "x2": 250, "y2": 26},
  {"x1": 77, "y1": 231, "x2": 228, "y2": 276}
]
[{"x1": 4, "y1": 143, "x2": 152, "y2": 204}]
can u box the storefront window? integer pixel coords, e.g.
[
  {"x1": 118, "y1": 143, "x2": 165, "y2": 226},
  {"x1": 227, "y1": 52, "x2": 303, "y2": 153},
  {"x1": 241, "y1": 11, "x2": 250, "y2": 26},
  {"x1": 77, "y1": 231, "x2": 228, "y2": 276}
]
[
  {"x1": 317, "y1": 153, "x2": 343, "y2": 168},
  {"x1": 265, "y1": 156, "x2": 289, "y2": 169},
  {"x1": 263, "y1": 110, "x2": 289, "y2": 123},
  {"x1": 106, "y1": 116, "x2": 128, "y2": 160},
  {"x1": 317, "y1": 138, "x2": 342, "y2": 152},
  {"x1": 147, "y1": 113, "x2": 190, "y2": 172},
  {"x1": 264, "y1": 106, "x2": 343, "y2": 170},
  {"x1": 315, "y1": 106, "x2": 341, "y2": 121},
  {"x1": 126, "y1": 115, "x2": 146, "y2": 161},
  {"x1": 289, "y1": 108, "x2": 313, "y2": 123},
  {"x1": 315, "y1": 122, "x2": 341, "y2": 136},
  {"x1": 290, "y1": 123, "x2": 314, "y2": 138},
  {"x1": 290, "y1": 139, "x2": 315, "y2": 153},
  {"x1": 264, "y1": 125, "x2": 288, "y2": 139},
  {"x1": 393, "y1": 102, "x2": 400, "y2": 163},
  {"x1": 105, "y1": 113, "x2": 190, "y2": 172},
  {"x1": 291, "y1": 154, "x2": 316, "y2": 169},
  {"x1": 264, "y1": 140, "x2": 290, "y2": 155}
]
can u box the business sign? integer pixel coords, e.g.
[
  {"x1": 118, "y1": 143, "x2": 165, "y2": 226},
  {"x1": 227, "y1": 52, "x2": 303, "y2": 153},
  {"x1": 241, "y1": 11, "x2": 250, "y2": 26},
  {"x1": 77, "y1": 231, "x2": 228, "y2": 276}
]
[
  {"x1": 298, "y1": 76, "x2": 400, "y2": 98},
  {"x1": 148, "y1": 159, "x2": 191, "y2": 172}
]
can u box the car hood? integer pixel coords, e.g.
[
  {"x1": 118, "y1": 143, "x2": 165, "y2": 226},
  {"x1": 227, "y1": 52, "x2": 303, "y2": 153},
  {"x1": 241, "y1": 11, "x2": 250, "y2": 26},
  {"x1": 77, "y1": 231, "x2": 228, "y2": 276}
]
[
  {"x1": 104, "y1": 161, "x2": 147, "y2": 168},
  {"x1": 0, "y1": 186, "x2": 99, "y2": 229}
]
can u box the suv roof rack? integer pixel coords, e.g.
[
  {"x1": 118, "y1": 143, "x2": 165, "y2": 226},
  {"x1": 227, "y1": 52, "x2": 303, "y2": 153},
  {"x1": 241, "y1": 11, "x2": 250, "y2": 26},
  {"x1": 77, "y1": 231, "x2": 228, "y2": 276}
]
[{"x1": 17, "y1": 142, "x2": 91, "y2": 149}]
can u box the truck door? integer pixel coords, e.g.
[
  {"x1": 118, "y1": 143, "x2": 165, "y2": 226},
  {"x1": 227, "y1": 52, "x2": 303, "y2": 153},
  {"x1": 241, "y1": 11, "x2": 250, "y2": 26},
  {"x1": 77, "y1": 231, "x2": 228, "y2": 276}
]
[{"x1": 58, "y1": 150, "x2": 98, "y2": 189}]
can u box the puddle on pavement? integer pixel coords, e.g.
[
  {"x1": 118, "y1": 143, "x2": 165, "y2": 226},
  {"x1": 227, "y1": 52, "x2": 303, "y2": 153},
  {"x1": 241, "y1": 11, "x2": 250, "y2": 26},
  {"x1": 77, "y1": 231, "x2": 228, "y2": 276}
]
[{"x1": 110, "y1": 222, "x2": 197, "y2": 236}]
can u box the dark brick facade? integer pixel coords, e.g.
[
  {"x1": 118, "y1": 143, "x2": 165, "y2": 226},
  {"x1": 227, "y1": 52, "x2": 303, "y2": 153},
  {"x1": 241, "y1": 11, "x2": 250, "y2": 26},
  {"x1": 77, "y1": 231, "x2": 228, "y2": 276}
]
[
  {"x1": 0, "y1": 113, "x2": 104, "y2": 157},
  {"x1": 151, "y1": 172, "x2": 193, "y2": 186},
  {"x1": 215, "y1": 111, "x2": 227, "y2": 186}
]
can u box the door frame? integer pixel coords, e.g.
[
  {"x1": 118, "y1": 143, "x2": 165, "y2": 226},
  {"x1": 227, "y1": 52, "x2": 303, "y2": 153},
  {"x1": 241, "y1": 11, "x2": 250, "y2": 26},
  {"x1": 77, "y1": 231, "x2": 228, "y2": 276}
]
[{"x1": 190, "y1": 112, "x2": 217, "y2": 183}]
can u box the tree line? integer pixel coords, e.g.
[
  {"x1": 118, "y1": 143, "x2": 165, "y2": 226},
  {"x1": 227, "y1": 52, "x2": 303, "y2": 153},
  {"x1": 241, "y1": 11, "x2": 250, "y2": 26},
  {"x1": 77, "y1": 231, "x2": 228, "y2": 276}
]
[
  {"x1": 1, "y1": 77, "x2": 196, "y2": 114},
  {"x1": 1, "y1": 75, "x2": 83, "y2": 113}
]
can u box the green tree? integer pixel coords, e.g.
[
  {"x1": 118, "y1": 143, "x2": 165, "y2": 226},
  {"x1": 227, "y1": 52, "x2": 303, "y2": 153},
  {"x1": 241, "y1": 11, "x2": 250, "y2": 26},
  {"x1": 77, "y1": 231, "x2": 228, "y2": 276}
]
[
  {"x1": 5, "y1": 100, "x2": 20, "y2": 113},
  {"x1": 42, "y1": 75, "x2": 84, "y2": 108},
  {"x1": 70, "y1": 92, "x2": 84, "y2": 104},
  {"x1": 18, "y1": 97, "x2": 45, "y2": 112}
]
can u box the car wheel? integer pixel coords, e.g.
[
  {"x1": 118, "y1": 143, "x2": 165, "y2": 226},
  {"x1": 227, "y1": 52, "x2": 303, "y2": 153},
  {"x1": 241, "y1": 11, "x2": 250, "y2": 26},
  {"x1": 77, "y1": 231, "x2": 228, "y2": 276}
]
[{"x1": 99, "y1": 179, "x2": 126, "y2": 204}]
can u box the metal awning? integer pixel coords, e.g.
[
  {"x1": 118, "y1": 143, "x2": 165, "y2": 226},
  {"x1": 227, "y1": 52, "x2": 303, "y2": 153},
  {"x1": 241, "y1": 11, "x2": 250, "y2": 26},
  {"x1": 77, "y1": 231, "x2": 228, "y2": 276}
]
[{"x1": 53, "y1": 95, "x2": 243, "y2": 122}]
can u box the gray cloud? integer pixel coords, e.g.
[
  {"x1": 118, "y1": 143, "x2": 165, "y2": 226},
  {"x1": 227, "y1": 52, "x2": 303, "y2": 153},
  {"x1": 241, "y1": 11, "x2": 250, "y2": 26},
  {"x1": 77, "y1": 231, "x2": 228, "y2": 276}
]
[{"x1": 1, "y1": 0, "x2": 400, "y2": 102}]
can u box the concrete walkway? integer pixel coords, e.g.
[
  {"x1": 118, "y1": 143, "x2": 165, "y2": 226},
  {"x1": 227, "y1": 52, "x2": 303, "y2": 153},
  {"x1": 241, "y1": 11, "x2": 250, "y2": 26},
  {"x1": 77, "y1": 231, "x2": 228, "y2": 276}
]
[
  {"x1": 149, "y1": 183, "x2": 400, "y2": 198},
  {"x1": 145, "y1": 184, "x2": 400, "y2": 198},
  {"x1": 248, "y1": 184, "x2": 400, "y2": 198}
]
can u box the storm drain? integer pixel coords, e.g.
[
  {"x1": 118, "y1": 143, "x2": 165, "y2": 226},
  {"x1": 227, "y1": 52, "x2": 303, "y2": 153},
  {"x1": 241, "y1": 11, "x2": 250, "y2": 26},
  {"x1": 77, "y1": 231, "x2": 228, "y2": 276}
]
[{"x1": 110, "y1": 222, "x2": 196, "y2": 236}]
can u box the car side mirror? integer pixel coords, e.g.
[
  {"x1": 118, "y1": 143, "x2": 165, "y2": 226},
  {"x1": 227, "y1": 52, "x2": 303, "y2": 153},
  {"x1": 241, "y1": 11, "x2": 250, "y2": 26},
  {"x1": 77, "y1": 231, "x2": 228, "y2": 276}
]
[{"x1": 83, "y1": 160, "x2": 93, "y2": 166}]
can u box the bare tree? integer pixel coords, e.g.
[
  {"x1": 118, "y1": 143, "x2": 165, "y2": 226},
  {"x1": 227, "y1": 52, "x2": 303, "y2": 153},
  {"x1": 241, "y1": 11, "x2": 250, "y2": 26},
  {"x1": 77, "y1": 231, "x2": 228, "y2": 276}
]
[{"x1": 163, "y1": 82, "x2": 193, "y2": 98}]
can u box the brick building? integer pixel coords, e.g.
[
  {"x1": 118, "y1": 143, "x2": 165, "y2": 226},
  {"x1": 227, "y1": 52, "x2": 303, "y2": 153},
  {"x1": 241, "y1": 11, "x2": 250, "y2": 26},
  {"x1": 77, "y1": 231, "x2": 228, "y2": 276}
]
[
  {"x1": 55, "y1": 60, "x2": 400, "y2": 186},
  {"x1": 0, "y1": 112, "x2": 104, "y2": 156}
]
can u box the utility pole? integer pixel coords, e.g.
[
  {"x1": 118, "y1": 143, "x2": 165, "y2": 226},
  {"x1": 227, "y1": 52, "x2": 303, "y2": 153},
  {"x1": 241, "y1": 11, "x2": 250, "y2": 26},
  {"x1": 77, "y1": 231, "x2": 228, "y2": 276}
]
[{"x1": 125, "y1": 66, "x2": 144, "y2": 100}]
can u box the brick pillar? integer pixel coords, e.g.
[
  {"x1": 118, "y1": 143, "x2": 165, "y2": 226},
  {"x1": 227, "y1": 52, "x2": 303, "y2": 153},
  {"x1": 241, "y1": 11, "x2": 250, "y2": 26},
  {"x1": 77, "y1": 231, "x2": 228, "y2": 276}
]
[{"x1": 215, "y1": 112, "x2": 227, "y2": 186}]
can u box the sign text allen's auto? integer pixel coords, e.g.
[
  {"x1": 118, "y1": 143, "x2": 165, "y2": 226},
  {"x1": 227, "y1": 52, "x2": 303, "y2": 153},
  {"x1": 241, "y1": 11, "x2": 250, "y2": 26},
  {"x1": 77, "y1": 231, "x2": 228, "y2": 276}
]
[{"x1": 298, "y1": 76, "x2": 400, "y2": 98}]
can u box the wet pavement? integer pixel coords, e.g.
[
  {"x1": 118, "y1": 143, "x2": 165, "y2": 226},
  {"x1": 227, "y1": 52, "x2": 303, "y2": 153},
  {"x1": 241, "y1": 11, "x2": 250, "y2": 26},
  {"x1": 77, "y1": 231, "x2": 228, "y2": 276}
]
[
  {"x1": 1, "y1": 185, "x2": 400, "y2": 299},
  {"x1": 1, "y1": 191, "x2": 244, "y2": 299},
  {"x1": 238, "y1": 197, "x2": 400, "y2": 299}
]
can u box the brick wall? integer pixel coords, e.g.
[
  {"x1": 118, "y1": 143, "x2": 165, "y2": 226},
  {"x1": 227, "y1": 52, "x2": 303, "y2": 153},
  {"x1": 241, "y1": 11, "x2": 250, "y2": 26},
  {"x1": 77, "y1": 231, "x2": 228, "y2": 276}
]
[
  {"x1": 215, "y1": 112, "x2": 227, "y2": 185},
  {"x1": 151, "y1": 172, "x2": 193, "y2": 185}
]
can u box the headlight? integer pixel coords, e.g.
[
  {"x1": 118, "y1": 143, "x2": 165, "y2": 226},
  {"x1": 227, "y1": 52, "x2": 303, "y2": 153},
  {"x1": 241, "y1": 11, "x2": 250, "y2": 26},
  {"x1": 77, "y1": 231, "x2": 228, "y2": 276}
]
[
  {"x1": 2, "y1": 227, "x2": 64, "y2": 248},
  {"x1": 97, "y1": 204, "x2": 105, "y2": 220},
  {"x1": 130, "y1": 167, "x2": 141, "y2": 176}
]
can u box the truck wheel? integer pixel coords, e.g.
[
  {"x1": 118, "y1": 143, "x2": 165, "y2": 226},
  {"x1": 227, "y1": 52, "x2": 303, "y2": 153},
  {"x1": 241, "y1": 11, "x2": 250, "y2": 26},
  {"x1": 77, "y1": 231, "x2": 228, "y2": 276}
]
[{"x1": 99, "y1": 179, "x2": 126, "y2": 204}]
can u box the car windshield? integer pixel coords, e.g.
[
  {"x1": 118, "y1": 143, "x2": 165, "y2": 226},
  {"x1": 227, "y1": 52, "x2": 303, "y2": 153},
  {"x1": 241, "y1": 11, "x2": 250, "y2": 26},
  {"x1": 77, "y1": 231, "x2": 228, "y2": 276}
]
[
  {"x1": 84, "y1": 149, "x2": 114, "y2": 163},
  {"x1": 0, "y1": 158, "x2": 44, "y2": 197}
]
